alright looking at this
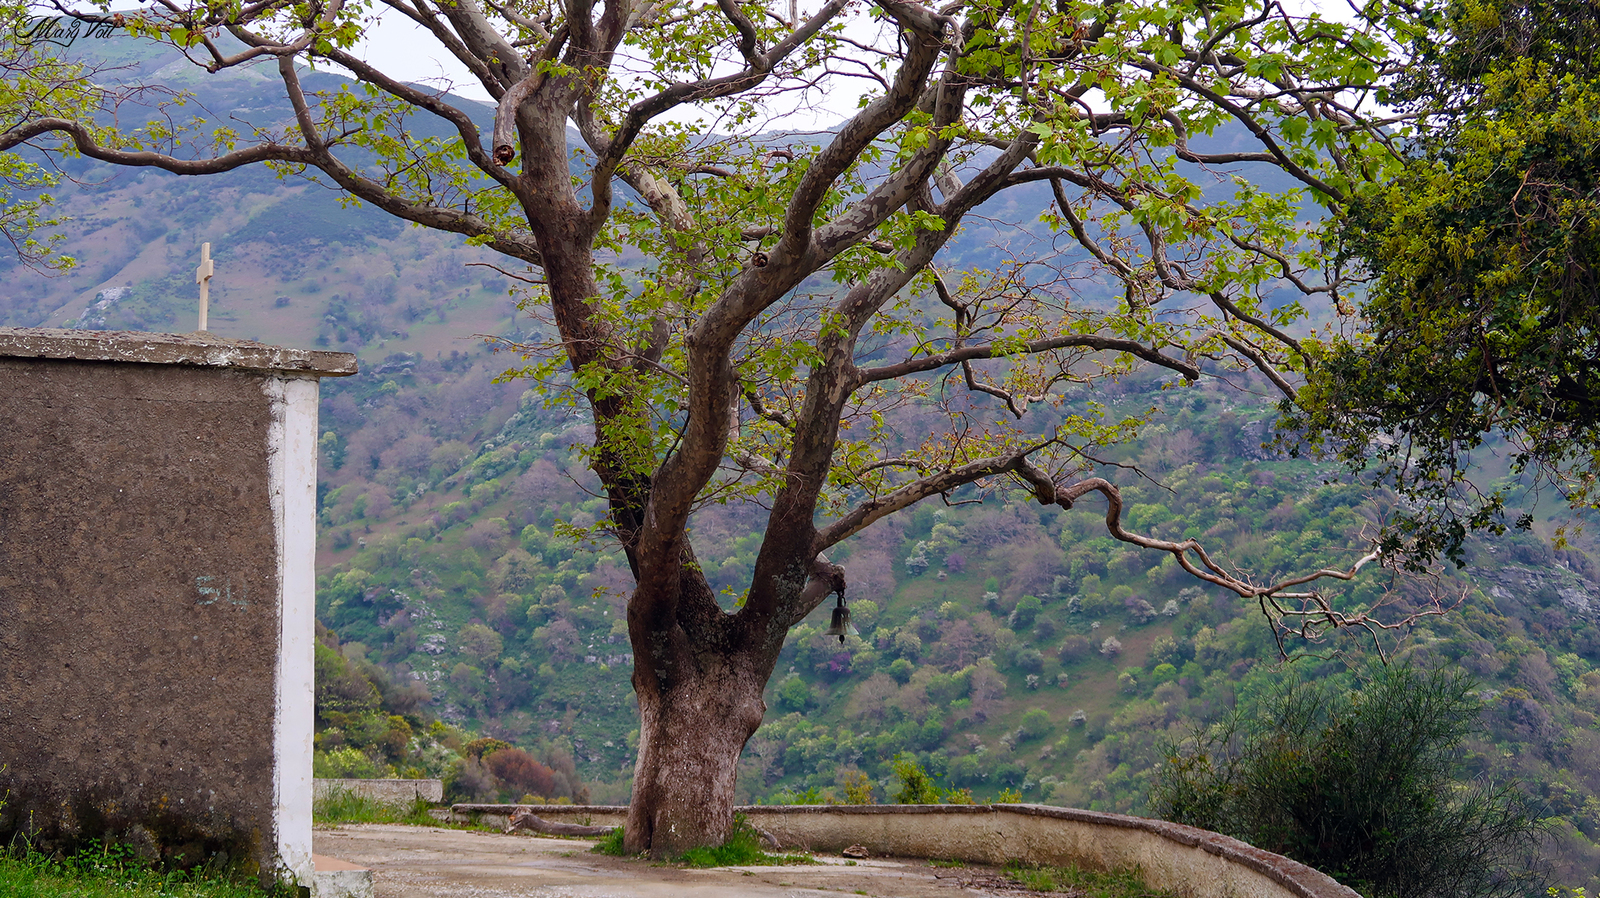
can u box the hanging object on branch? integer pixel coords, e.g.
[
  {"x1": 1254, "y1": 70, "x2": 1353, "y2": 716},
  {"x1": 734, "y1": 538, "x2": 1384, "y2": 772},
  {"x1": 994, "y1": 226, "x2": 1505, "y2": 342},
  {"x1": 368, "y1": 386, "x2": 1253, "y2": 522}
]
[{"x1": 823, "y1": 588, "x2": 859, "y2": 643}]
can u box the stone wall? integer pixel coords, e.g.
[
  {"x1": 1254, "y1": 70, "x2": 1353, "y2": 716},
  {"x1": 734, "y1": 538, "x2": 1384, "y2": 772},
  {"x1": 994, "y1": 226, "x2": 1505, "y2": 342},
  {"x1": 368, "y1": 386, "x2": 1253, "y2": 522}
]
[
  {"x1": 0, "y1": 328, "x2": 354, "y2": 886},
  {"x1": 313, "y1": 779, "x2": 444, "y2": 805},
  {"x1": 450, "y1": 803, "x2": 1362, "y2": 898}
]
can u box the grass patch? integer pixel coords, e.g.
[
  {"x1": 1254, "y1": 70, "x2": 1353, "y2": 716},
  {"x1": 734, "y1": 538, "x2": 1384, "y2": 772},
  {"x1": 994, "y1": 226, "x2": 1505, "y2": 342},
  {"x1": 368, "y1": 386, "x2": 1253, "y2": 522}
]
[
  {"x1": 313, "y1": 790, "x2": 439, "y2": 826},
  {"x1": 591, "y1": 819, "x2": 815, "y2": 867},
  {"x1": 0, "y1": 844, "x2": 291, "y2": 898},
  {"x1": 590, "y1": 827, "x2": 627, "y2": 856},
  {"x1": 1003, "y1": 860, "x2": 1179, "y2": 898},
  {"x1": 677, "y1": 819, "x2": 815, "y2": 868}
]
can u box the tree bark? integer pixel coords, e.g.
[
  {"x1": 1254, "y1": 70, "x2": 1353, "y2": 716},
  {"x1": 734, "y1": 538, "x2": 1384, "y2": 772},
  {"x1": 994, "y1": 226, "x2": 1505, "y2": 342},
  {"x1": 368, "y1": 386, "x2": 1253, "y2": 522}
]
[{"x1": 623, "y1": 633, "x2": 772, "y2": 856}]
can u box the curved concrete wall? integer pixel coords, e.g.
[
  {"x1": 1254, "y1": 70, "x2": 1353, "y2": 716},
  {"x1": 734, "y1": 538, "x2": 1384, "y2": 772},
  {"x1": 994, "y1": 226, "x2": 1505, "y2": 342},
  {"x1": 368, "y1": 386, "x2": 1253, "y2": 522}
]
[
  {"x1": 451, "y1": 803, "x2": 1361, "y2": 898},
  {"x1": 314, "y1": 779, "x2": 444, "y2": 805}
]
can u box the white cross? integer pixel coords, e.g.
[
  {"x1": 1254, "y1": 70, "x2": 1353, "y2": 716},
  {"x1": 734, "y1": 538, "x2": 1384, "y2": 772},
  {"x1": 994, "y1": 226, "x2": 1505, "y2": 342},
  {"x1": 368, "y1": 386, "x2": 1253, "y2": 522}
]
[{"x1": 196, "y1": 242, "x2": 215, "y2": 332}]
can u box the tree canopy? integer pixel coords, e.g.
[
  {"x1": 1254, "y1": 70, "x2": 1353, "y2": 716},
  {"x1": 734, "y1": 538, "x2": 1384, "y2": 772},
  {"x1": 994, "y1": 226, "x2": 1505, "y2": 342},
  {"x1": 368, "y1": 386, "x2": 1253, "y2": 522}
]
[
  {"x1": 1292, "y1": 0, "x2": 1600, "y2": 564},
  {"x1": 0, "y1": 0, "x2": 92, "y2": 271},
  {"x1": 1, "y1": 0, "x2": 1418, "y2": 852}
]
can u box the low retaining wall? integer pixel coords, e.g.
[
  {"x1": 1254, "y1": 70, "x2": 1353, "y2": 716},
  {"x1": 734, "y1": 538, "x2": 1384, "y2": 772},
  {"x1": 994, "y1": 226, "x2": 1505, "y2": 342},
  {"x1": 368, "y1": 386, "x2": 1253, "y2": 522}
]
[
  {"x1": 314, "y1": 779, "x2": 443, "y2": 805},
  {"x1": 451, "y1": 804, "x2": 1360, "y2": 898}
]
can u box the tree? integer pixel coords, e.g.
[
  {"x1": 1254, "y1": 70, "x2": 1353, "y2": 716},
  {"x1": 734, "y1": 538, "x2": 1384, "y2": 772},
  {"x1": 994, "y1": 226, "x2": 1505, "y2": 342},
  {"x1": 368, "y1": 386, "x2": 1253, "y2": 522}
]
[
  {"x1": 1151, "y1": 666, "x2": 1544, "y2": 898},
  {"x1": 0, "y1": 0, "x2": 92, "y2": 271},
  {"x1": 4, "y1": 0, "x2": 1410, "y2": 854},
  {"x1": 1291, "y1": 0, "x2": 1600, "y2": 564}
]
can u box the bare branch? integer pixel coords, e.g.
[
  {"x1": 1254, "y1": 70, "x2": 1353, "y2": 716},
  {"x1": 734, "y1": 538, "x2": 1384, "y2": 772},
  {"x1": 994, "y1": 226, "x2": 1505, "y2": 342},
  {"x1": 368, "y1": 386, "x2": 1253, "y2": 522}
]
[
  {"x1": 1219, "y1": 332, "x2": 1297, "y2": 399},
  {"x1": 856, "y1": 334, "x2": 1201, "y2": 385}
]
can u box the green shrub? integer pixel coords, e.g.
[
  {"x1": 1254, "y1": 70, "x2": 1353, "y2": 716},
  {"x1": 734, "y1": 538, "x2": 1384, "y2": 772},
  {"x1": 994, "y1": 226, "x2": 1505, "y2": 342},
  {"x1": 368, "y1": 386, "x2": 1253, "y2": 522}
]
[
  {"x1": 590, "y1": 827, "x2": 627, "y2": 856},
  {"x1": 1018, "y1": 708, "x2": 1052, "y2": 741},
  {"x1": 768, "y1": 786, "x2": 827, "y2": 804},
  {"x1": 1011, "y1": 595, "x2": 1043, "y2": 629},
  {"x1": 1151, "y1": 666, "x2": 1543, "y2": 898},
  {"x1": 839, "y1": 770, "x2": 876, "y2": 805},
  {"x1": 313, "y1": 747, "x2": 387, "y2": 779},
  {"x1": 892, "y1": 754, "x2": 943, "y2": 804},
  {"x1": 675, "y1": 817, "x2": 815, "y2": 868}
]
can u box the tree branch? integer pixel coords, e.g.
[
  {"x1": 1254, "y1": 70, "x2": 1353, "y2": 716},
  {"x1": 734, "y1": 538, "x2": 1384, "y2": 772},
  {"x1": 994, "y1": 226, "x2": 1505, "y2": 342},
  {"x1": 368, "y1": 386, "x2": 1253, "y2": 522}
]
[{"x1": 855, "y1": 334, "x2": 1201, "y2": 384}]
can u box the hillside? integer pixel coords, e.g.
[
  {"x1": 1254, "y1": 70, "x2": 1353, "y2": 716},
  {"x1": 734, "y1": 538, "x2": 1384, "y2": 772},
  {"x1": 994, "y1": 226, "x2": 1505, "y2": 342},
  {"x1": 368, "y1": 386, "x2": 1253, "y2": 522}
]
[
  {"x1": 4, "y1": 29, "x2": 1600, "y2": 896},
  {"x1": 298, "y1": 361, "x2": 1600, "y2": 893}
]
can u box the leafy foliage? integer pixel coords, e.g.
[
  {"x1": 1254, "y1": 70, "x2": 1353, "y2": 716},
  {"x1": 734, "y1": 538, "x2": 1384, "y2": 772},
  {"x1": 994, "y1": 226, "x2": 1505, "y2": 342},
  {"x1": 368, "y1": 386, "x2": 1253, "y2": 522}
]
[
  {"x1": 891, "y1": 753, "x2": 944, "y2": 804},
  {"x1": 1293, "y1": 0, "x2": 1600, "y2": 563},
  {"x1": 0, "y1": 0, "x2": 93, "y2": 274},
  {"x1": 0, "y1": 841, "x2": 296, "y2": 898},
  {"x1": 1151, "y1": 667, "x2": 1544, "y2": 898}
]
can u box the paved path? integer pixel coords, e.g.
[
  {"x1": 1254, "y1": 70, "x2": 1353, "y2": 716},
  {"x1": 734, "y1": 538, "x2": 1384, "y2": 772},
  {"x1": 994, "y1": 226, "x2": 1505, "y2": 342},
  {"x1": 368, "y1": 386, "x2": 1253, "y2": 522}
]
[{"x1": 314, "y1": 823, "x2": 1023, "y2": 898}]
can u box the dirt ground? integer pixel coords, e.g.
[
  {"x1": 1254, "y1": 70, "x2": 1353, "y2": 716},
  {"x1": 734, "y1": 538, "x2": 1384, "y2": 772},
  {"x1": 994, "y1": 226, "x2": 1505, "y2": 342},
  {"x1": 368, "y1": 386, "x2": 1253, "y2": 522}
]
[{"x1": 314, "y1": 823, "x2": 1030, "y2": 898}]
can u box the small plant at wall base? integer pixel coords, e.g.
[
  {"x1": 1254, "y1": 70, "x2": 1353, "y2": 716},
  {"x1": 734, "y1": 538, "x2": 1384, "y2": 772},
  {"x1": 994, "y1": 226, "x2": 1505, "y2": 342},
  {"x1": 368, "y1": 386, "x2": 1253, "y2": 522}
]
[
  {"x1": 592, "y1": 819, "x2": 813, "y2": 867},
  {"x1": 0, "y1": 841, "x2": 299, "y2": 898},
  {"x1": 591, "y1": 827, "x2": 628, "y2": 857},
  {"x1": 1003, "y1": 860, "x2": 1181, "y2": 898},
  {"x1": 675, "y1": 817, "x2": 815, "y2": 868},
  {"x1": 1151, "y1": 666, "x2": 1545, "y2": 898}
]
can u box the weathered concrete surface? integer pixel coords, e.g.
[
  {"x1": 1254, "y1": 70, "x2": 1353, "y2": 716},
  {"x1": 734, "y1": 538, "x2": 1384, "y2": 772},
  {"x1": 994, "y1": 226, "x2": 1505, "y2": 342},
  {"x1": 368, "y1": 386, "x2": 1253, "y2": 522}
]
[
  {"x1": 0, "y1": 327, "x2": 357, "y2": 376},
  {"x1": 315, "y1": 823, "x2": 1016, "y2": 898},
  {"x1": 313, "y1": 853, "x2": 375, "y2": 898},
  {"x1": 0, "y1": 328, "x2": 355, "y2": 885},
  {"x1": 449, "y1": 805, "x2": 1362, "y2": 898},
  {"x1": 0, "y1": 360, "x2": 282, "y2": 871},
  {"x1": 315, "y1": 780, "x2": 445, "y2": 805}
]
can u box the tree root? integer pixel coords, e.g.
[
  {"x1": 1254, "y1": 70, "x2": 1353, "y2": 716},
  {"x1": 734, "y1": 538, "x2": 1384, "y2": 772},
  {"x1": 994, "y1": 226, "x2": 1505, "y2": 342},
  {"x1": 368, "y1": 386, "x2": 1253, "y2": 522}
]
[
  {"x1": 506, "y1": 807, "x2": 618, "y2": 837},
  {"x1": 505, "y1": 807, "x2": 781, "y2": 851}
]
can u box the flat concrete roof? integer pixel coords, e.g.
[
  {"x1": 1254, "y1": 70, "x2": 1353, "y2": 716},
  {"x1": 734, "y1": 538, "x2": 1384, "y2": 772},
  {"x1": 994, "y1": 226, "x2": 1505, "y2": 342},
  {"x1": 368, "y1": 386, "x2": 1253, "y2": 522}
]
[{"x1": 0, "y1": 327, "x2": 358, "y2": 378}]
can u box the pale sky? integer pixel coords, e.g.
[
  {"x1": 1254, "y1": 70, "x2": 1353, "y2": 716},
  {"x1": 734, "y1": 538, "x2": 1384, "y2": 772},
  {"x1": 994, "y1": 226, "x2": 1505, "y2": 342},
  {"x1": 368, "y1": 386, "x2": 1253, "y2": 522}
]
[{"x1": 346, "y1": 0, "x2": 1357, "y2": 124}]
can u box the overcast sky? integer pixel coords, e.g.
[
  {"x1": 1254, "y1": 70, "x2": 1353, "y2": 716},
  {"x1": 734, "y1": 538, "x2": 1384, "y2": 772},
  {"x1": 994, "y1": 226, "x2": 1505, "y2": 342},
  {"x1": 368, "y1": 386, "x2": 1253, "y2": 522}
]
[{"x1": 344, "y1": 0, "x2": 1357, "y2": 126}]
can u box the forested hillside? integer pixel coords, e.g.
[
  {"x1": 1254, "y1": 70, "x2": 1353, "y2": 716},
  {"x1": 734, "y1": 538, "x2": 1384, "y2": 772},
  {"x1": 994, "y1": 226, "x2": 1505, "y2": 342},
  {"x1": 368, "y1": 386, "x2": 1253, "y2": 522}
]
[
  {"x1": 4, "y1": 27, "x2": 1600, "y2": 895},
  {"x1": 290, "y1": 349, "x2": 1600, "y2": 890}
]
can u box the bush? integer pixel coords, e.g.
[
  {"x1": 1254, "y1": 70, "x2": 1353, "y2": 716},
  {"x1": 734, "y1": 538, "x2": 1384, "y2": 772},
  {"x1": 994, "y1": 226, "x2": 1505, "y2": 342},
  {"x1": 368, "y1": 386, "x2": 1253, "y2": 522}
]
[
  {"x1": 1124, "y1": 595, "x2": 1156, "y2": 624},
  {"x1": 1019, "y1": 708, "x2": 1052, "y2": 741},
  {"x1": 892, "y1": 754, "x2": 943, "y2": 804},
  {"x1": 1059, "y1": 635, "x2": 1093, "y2": 664},
  {"x1": 486, "y1": 748, "x2": 557, "y2": 798},
  {"x1": 1010, "y1": 595, "x2": 1043, "y2": 629},
  {"x1": 839, "y1": 770, "x2": 876, "y2": 804},
  {"x1": 1151, "y1": 667, "x2": 1543, "y2": 898},
  {"x1": 777, "y1": 676, "x2": 814, "y2": 711},
  {"x1": 314, "y1": 747, "x2": 387, "y2": 779}
]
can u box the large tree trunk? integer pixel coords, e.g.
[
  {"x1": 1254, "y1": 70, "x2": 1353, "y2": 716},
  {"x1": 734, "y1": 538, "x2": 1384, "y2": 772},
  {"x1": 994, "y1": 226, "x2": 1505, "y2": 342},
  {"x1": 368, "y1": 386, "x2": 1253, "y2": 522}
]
[{"x1": 623, "y1": 645, "x2": 770, "y2": 856}]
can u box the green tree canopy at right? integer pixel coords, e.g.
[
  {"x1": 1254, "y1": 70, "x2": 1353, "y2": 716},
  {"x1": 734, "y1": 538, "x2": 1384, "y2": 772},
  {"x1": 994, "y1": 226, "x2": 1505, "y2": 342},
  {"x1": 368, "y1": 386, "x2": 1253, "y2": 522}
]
[{"x1": 1293, "y1": 0, "x2": 1600, "y2": 563}]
